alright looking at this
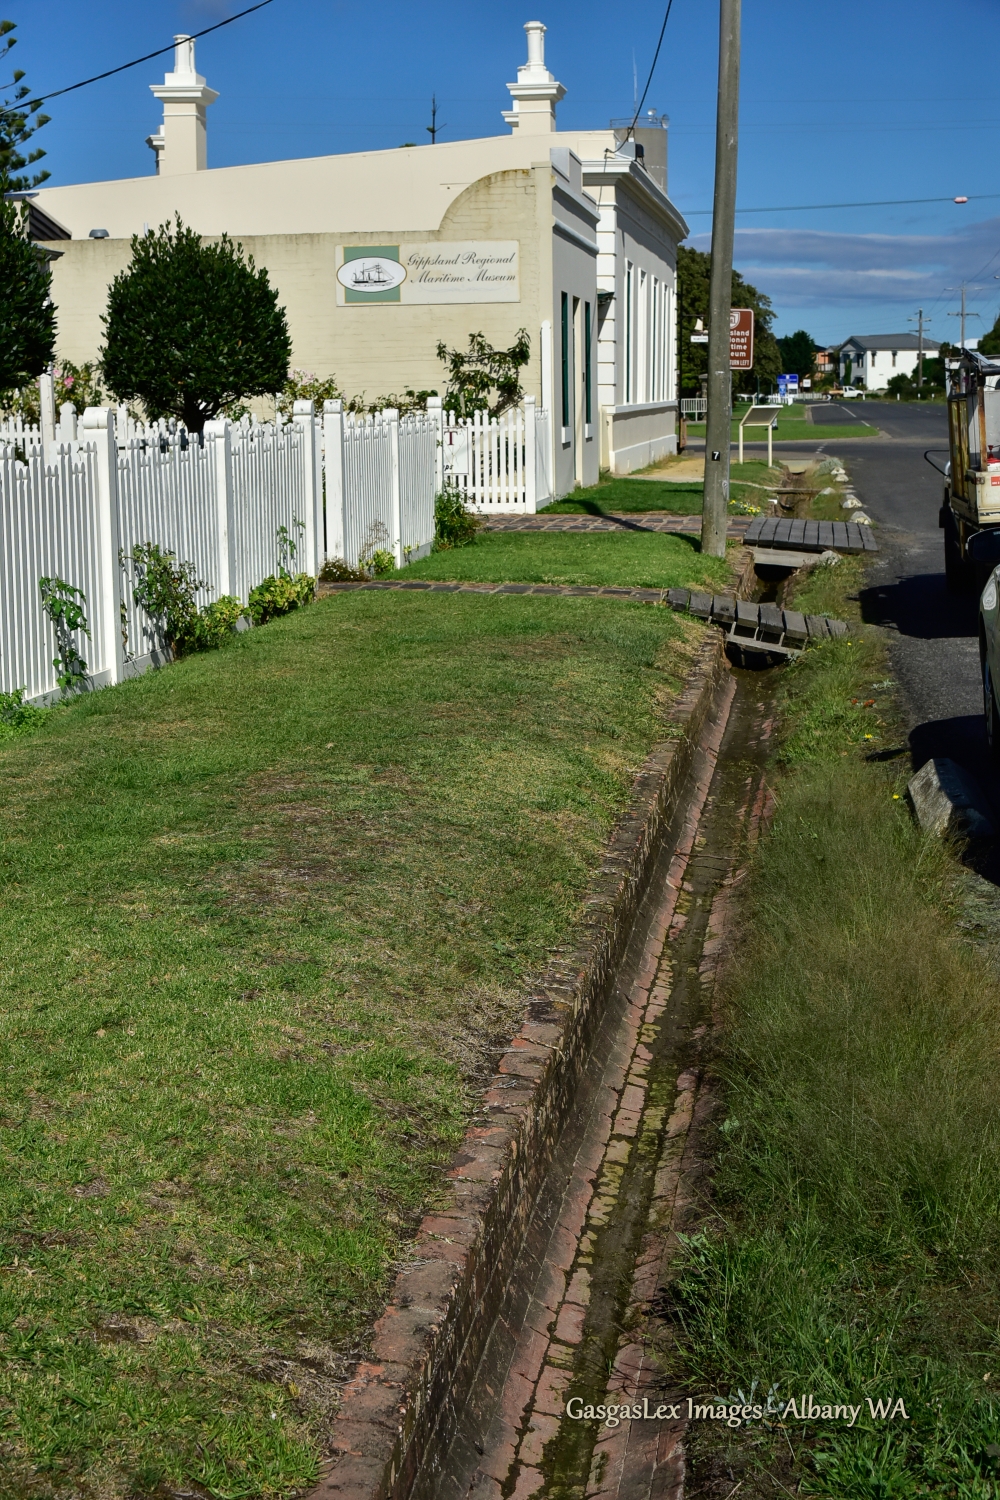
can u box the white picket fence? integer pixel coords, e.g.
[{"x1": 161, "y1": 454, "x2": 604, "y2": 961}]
[{"x1": 1, "y1": 393, "x2": 554, "y2": 704}]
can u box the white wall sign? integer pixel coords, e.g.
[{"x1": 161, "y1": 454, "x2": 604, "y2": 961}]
[{"x1": 338, "y1": 243, "x2": 519, "y2": 305}]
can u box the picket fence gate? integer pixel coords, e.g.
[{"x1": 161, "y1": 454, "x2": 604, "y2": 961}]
[{"x1": 440, "y1": 396, "x2": 552, "y2": 513}]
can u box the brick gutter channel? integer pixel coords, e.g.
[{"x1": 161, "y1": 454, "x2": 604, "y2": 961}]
[{"x1": 313, "y1": 557, "x2": 760, "y2": 1500}]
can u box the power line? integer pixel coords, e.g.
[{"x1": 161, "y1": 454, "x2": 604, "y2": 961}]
[
  {"x1": 685, "y1": 191, "x2": 1000, "y2": 217},
  {"x1": 0, "y1": 0, "x2": 275, "y2": 119},
  {"x1": 624, "y1": 0, "x2": 676, "y2": 141}
]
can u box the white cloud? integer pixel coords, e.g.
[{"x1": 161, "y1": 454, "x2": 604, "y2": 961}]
[{"x1": 687, "y1": 217, "x2": 1000, "y2": 327}]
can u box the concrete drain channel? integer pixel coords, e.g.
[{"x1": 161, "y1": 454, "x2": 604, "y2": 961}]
[{"x1": 430, "y1": 666, "x2": 780, "y2": 1500}]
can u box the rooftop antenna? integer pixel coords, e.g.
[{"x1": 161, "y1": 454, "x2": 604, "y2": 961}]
[{"x1": 426, "y1": 94, "x2": 446, "y2": 143}]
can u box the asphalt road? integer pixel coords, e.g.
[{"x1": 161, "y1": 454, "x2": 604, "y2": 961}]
[
  {"x1": 747, "y1": 401, "x2": 994, "y2": 800},
  {"x1": 809, "y1": 401, "x2": 879, "y2": 426}
]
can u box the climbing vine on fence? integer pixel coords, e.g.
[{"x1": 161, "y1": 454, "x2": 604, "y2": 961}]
[{"x1": 38, "y1": 577, "x2": 89, "y2": 696}]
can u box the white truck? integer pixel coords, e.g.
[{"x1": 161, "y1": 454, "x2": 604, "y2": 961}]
[{"x1": 936, "y1": 349, "x2": 1000, "y2": 593}]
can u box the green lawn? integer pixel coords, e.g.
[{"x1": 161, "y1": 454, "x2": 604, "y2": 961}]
[
  {"x1": 397, "y1": 530, "x2": 732, "y2": 591},
  {"x1": 0, "y1": 590, "x2": 703, "y2": 1497},
  {"x1": 689, "y1": 410, "x2": 875, "y2": 441},
  {"x1": 542, "y1": 462, "x2": 778, "y2": 516},
  {"x1": 546, "y1": 479, "x2": 704, "y2": 515}
]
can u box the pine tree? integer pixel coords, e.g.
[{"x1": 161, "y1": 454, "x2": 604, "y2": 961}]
[
  {"x1": 0, "y1": 20, "x2": 50, "y2": 190},
  {"x1": 0, "y1": 193, "x2": 56, "y2": 392},
  {"x1": 101, "y1": 217, "x2": 292, "y2": 433}
]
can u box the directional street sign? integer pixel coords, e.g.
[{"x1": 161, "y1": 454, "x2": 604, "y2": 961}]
[{"x1": 730, "y1": 308, "x2": 754, "y2": 369}]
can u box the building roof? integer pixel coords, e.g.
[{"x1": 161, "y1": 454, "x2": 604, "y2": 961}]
[
  {"x1": 842, "y1": 334, "x2": 941, "y2": 352},
  {"x1": 31, "y1": 130, "x2": 687, "y2": 245}
]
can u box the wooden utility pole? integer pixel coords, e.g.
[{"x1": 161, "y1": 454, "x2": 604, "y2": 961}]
[
  {"x1": 946, "y1": 284, "x2": 982, "y2": 350},
  {"x1": 909, "y1": 307, "x2": 927, "y2": 389},
  {"x1": 701, "y1": 0, "x2": 741, "y2": 559}
]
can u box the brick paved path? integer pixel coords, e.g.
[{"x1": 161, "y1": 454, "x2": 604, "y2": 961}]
[
  {"x1": 320, "y1": 579, "x2": 701, "y2": 606},
  {"x1": 481, "y1": 512, "x2": 751, "y2": 539}
]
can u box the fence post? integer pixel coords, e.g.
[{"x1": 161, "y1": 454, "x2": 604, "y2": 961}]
[
  {"x1": 386, "y1": 409, "x2": 402, "y2": 567},
  {"x1": 292, "y1": 399, "x2": 322, "y2": 576},
  {"x1": 323, "y1": 400, "x2": 345, "y2": 563},
  {"x1": 39, "y1": 371, "x2": 56, "y2": 457},
  {"x1": 204, "y1": 419, "x2": 235, "y2": 597},
  {"x1": 426, "y1": 395, "x2": 444, "y2": 494},
  {"x1": 524, "y1": 396, "x2": 537, "y2": 514},
  {"x1": 80, "y1": 407, "x2": 125, "y2": 687},
  {"x1": 57, "y1": 402, "x2": 77, "y2": 445}
]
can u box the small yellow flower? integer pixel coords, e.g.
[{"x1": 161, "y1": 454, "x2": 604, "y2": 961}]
[
  {"x1": 863, "y1": 734, "x2": 874, "y2": 740},
  {"x1": 892, "y1": 793, "x2": 900, "y2": 800}
]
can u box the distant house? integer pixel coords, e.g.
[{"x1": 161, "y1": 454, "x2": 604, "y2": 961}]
[
  {"x1": 838, "y1": 334, "x2": 941, "y2": 391},
  {"x1": 814, "y1": 347, "x2": 835, "y2": 379}
]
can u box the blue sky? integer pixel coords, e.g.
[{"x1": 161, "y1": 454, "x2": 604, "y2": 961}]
[{"x1": 10, "y1": 0, "x2": 1000, "y2": 345}]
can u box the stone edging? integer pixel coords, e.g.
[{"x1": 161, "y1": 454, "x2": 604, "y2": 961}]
[{"x1": 310, "y1": 552, "x2": 754, "y2": 1500}]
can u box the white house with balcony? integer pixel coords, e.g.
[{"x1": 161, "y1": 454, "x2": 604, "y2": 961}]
[
  {"x1": 839, "y1": 333, "x2": 942, "y2": 390},
  {"x1": 30, "y1": 21, "x2": 688, "y2": 498}
]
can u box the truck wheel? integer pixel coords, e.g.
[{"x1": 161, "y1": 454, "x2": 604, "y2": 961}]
[
  {"x1": 985, "y1": 657, "x2": 1000, "y2": 762},
  {"x1": 944, "y1": 513, "x2": 972, "y2": 593}
]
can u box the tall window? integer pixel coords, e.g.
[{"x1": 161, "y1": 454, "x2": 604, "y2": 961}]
[
  {"x1": 561, "y1": 291, "x2": 570, "y2": 431},
  {"x1": 584, "y1": 301, "x2": 592, "y2": 426},
  {"x1": 639, "y1": 269, "x2": 647, "y2": 402},
  {"x1": 651, "y1": 279, "x2": 659, "y2": 400},
  {"x1": 625, "y1": 263, "x2": 633, "y2": 404}
]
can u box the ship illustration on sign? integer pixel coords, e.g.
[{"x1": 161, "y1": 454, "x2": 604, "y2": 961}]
[{"x1": 337, "y1": 255, "x2": 407, "y2": 293}]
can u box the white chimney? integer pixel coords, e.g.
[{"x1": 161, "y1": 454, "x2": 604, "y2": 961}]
[
  {"x1": 147, "y1": 35, "x2": 218, "y2": 175},
  {"x1": 502, "y1": 21, "x2": 565, "y2": 135}
]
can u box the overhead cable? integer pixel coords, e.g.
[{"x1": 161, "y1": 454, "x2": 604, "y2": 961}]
[
  {"x1": 624, "y1": 0, "x2": 676, "y2": 140},
  {"x1": 685, "y1": 192, "x2": 1000, "y2": 217},
  {"x1": 0, "y1": 0, "x2": 275, "y2": 119}
]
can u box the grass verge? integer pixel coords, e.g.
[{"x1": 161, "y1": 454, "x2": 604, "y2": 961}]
[
  {"x1": 0, "y1": 591, "x2": 704, "y2": 1498},
  {"x1": 397, "y1": 530, "x2": 733, "y2": 591},
  {"x1": 688, "y1": 412, "x2": 875, "y2": 441},
  {"x1": 666, "y1": 558, "x2": 1000, "y2": 1497},
  {"x1": 542, "y1": 463, "x2": 778, "y2": 516}
]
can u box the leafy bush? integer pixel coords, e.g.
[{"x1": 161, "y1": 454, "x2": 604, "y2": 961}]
[
  {"x1": 275, "y1": 369, "x2": 438, "y2": 420},
  {"x1": 275, "y1": 368, "x2": 345, "y2": 420},
  {"x1": 192, "y1": 594, "x2": 245, "y2": 650},
  {"x1": 370, "y1": 549, "x2": 396, "y2": 577},
  {"x1": 436, "y1": 329, "x2": 529, "y2": 418},
  {"x1": 318, "y1": 557, "x2": 367, "y2": 583},
  {"x1": 0, "y1": 194, "x2": 56, "y2": 395},
  {"x1": 0, "y1": 361, "x2": 106, "y2": 425},
  {"x1": 434, "y1": 489, "x2": 481, "y2": 550},
  {"x1": 0, "y1": 687, "x2": 46, "y2": 740},
  {"x1": 38, "y1": 576, "x2": 89, "y2": 696},
  {"x1": 101, "y1": 216, "x2": 291, "y2": 433},
  {"x1": 246, "y1": 572, "x2": 314, "y2": 625},
  {"x1": 129, "y1": 543, "x2": 244, "y2": 657}
]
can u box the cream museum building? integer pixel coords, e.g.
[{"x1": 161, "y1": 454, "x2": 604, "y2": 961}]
[{"x1": 32, "y1": 22, "x2": 689, "y2": 497}]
